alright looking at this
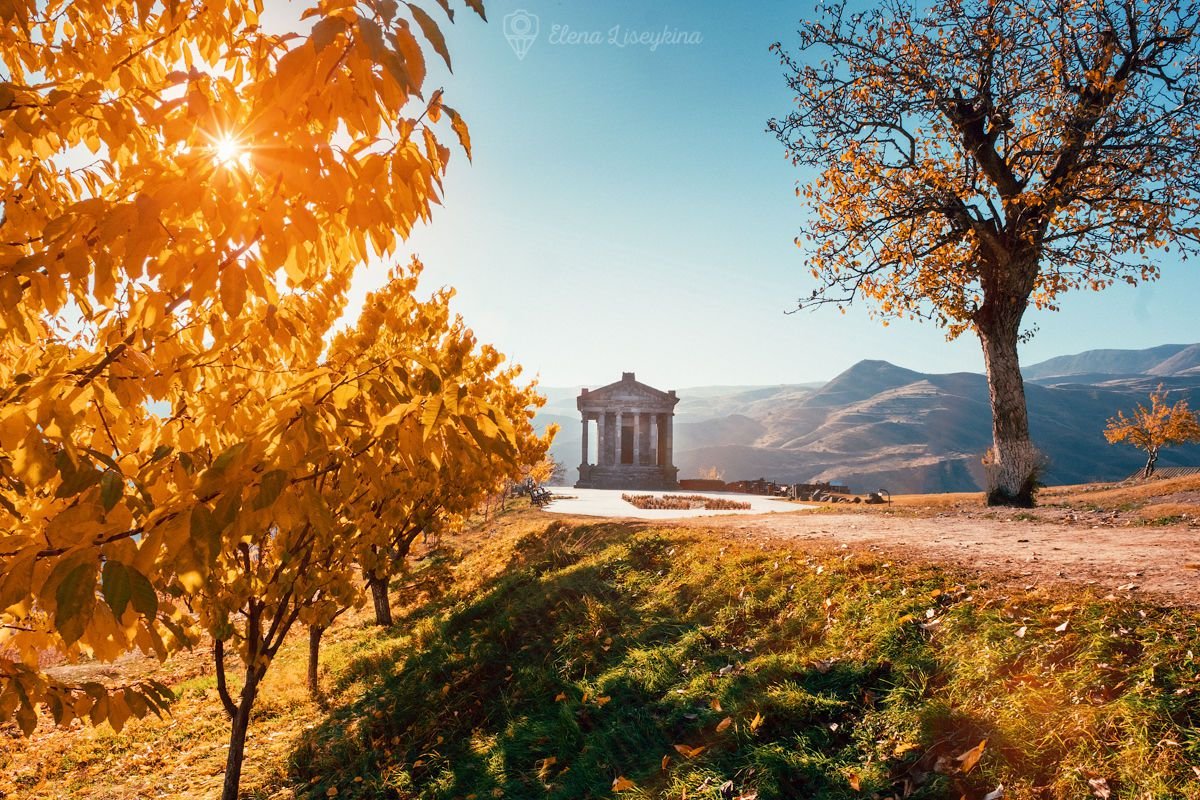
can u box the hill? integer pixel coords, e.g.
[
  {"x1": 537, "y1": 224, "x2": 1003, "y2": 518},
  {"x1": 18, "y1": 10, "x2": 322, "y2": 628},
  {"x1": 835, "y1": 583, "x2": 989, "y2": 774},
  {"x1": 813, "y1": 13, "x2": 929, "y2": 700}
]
[
  {"x1": 1023, "y1": 342, "x2": 1200, "y2": 379},
  {"x1": 540, "y1": 345, "x2": 1200, "y2": 493}
]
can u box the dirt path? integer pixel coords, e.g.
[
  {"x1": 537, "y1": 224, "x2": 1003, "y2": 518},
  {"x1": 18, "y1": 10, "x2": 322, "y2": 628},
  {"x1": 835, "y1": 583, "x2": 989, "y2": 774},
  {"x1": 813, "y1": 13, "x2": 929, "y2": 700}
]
[{"x1": 675, "y1": 511, "x2": 1200, "y2": 606}]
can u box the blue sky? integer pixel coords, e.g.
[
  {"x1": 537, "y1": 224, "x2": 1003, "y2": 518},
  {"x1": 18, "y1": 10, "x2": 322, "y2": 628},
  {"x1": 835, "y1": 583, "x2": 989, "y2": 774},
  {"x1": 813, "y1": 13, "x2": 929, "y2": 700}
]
[{"x1": 336, "y1": 0, "x2": 1200, "y2": 389}]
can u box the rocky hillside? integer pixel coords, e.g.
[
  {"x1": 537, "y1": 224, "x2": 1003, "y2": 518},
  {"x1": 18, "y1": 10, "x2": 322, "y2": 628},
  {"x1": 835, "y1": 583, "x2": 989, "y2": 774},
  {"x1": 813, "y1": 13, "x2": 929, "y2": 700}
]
[{"x1": 539, "y1": 344, "x2": 1200, "y2": 492}]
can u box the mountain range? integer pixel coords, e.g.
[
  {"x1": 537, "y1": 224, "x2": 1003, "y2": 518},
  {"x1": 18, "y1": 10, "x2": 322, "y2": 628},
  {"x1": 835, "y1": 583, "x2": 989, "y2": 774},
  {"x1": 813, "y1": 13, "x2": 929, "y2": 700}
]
[{"x1": 536, "y1": 343, "x2": 1200, "y2": 493}]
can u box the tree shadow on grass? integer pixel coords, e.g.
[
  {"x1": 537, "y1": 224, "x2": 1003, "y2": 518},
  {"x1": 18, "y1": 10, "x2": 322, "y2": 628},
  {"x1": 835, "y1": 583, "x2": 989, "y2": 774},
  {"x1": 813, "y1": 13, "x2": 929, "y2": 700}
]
[{"x1": 285, "y1": 523, "x2": 998, "y2": 800}]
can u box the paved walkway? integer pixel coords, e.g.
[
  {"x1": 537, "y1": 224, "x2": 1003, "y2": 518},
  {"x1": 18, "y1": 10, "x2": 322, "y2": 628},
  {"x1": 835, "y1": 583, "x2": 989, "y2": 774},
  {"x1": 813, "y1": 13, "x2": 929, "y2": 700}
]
[{"x1": 542, "y1": 487, "x2": 814, "y2": 520}]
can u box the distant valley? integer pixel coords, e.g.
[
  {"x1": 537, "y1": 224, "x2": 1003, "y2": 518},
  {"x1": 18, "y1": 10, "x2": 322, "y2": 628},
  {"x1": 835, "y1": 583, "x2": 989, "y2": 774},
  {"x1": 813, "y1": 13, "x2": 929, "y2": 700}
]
[{"x1": 537, "y1": 344, "x2": 1200, "y2": 493}]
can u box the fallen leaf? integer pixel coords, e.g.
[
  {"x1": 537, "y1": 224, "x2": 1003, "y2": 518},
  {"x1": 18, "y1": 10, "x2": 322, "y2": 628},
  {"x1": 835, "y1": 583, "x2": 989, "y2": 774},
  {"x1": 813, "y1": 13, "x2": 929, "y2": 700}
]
[
  {"x1": 983, "y1": 785, "x2": 1005, "y2": 800},
  {"x1": 661, "y1": 754, "x2": 671, "y2": 771},
  {"x1": 595, "y1": 695, "x2": 611, "y2": 707},
  {"x1": 716, "y1": 716, "x2": 733, "y2": 732},
  {"x1": 554, "y1": 692, "x2": 566, "y2": 702},
  {"x1": 441, "y1": 683, "x2": 450, "y2": 696},
  {"x1": 326, "y1": 789, "x2": 338, "y2": 798},
  {"x1": 1015, "y1": 625, "x2": 1027, "y2": 638},
  {"x1": 1055, "y1": 620, "x2": 1069, "y2": 633},
  {"x1": 674, "y1": 743, "x2": 707, "y2": 758},
  {"x1": 612, "y1": 775, "x2": 636, "y2": 791},
  {"x1": 956, "y1": 738, "x2": 987, "y2": 774},
  {"x1": 711, "y1": 698, "x2": 723, "y2": 712},
  {"x1": 848, "y1": 771, "x2": 862, "y2": 790},
  {"x1": 537, "y1": 756, "x2": 557, "y2": 779},
  {"x1": 750, "y1": 711, "x2": 765, "y2": 732},
  {"x1": 1088, "y1": 777, "x2": 1111, "y2": 799}
]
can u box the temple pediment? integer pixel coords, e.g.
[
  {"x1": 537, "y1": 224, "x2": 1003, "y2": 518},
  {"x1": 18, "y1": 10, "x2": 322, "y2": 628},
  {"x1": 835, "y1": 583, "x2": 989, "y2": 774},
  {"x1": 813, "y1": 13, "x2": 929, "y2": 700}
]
[{"x1": 578, "y1": 372, "x2": 678, "y2": 412}]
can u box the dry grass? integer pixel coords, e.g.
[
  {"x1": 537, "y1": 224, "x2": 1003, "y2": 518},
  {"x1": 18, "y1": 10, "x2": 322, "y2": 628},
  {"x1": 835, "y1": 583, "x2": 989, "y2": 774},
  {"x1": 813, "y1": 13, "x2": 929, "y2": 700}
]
[{"x1": 1050, "y1": 473, "x2": 1200, "y2": 506}]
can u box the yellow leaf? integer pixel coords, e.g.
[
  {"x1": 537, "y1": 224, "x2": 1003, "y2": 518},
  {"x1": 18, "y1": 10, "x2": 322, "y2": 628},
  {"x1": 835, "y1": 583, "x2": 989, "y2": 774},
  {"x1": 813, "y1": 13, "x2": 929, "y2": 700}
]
[
  {"x1": 716, "y1": 716, "x2": 733, "y2": 733},
  {"x1": 673, "y1": 744, "x2": 706, "y2": 759},
  {"x1": 611, "y1": 776, "x2": 636, "y2": 791},
  {"x1": 957, "y1": 738, "x2": 987, "y2": 774}
]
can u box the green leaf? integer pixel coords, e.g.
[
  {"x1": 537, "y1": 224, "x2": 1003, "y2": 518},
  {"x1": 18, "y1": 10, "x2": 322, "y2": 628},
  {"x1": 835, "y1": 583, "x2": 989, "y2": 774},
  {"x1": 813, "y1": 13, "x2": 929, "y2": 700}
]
[
  {"x1": 149, "y1": 444, "x2": 173, "y2": 463},
  {"x1": 55, "y1": 563, "x2": 97, "y2": 646},
  {"x1": 253, "y1": 469, "x2": 289, "y2": 510},
  {"x1": 209, "y1": 441, "x2": 247, "y2": 475},
  {"x1": 128, "y1": 568, "x2": 158, "y2": 619},
  {"x1": 54, "y1": 451, "x2": 102, "y2": 499},
  {"x1": 101, "y1": 560, "x2": 132, "y2": 619},
  {"x1": 190, "y1": 505, "x2": 222, "y2": 567},
  {"x1": 99, "y1": 470, "x2": 123, "y2": 511},
  {"x1": 407, "y1": 2, "x2": 452, "y2": 70},
  {"x1": 215, "y1": 486, "x2": 243, "y2": 527}
]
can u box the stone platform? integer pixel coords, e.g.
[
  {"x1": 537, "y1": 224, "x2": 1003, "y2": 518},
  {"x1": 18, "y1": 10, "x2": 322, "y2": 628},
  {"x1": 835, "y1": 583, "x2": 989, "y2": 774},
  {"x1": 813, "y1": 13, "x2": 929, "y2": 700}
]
[{"x1": 576, "y1": 464, "x2": 678, "y2": 491}]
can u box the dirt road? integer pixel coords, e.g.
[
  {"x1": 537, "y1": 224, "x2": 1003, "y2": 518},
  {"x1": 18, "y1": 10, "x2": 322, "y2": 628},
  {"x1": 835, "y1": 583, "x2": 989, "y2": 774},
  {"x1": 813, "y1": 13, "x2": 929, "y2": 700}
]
[{"x1": 681, "y1": 511, "x2": 1200, "y2": 605}]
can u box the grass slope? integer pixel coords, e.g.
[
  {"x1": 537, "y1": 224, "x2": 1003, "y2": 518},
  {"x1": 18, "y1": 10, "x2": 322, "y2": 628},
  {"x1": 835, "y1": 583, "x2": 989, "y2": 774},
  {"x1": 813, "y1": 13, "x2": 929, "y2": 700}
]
[
  {"x1": 5, "y1": 510, "x2": 1200, "y2": 799},
  {"x1": 292, "y1": 516, "x2": 1200, "y2": 800}
]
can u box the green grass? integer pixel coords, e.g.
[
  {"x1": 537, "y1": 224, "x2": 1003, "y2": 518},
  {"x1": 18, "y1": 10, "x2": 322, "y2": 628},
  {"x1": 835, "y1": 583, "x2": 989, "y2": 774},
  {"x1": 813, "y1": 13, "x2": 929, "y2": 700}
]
[{"x1": 286, "y1": 519, "x2": 1200, "y2": 800}]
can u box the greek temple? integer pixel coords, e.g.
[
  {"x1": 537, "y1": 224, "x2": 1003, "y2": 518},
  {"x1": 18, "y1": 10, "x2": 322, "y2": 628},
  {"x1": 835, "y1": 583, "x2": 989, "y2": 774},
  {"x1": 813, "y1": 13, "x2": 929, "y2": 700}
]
[{"x1": 575, "y1": 372, "x2": 679, "y2": 490}]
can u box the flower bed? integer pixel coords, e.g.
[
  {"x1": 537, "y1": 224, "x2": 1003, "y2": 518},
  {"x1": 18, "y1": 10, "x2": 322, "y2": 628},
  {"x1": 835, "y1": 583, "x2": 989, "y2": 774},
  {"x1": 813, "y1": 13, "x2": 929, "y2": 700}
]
[{"x1": 621, "y1": 493, "x2": 751, "y2": 511}]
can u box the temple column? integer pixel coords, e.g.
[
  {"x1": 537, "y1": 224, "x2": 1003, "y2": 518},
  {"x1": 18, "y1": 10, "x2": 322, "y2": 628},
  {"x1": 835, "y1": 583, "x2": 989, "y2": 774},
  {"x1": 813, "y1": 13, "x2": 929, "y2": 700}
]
[
  {"x1": 664, "y1": 413, "x2": 673, "y2": 469},
  {"x1": 581, "y1": 415, "x2": 589, "y2": 466},
  {"x1": 614, "y1": 411, "x2": 623, "y2": 465},
  {"x1": 597, "y1": 413, "x2": 607, "y2": 466},
  {"x1": 633, "y1": 411, "x2": 641, "y2": 466}
]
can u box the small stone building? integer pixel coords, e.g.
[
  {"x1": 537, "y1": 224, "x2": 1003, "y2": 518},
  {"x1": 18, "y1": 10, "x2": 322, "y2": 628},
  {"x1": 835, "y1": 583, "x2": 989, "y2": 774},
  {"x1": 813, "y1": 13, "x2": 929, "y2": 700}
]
[{"x1": 575, "y1": 372, "x2": 679, "y2": 490}]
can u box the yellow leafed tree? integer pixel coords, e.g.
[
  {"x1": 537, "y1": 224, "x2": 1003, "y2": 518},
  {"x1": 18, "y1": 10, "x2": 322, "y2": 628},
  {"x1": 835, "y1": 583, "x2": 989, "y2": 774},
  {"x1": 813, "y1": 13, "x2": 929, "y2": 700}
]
[
  {"x1": 1105, "y1": 387, "x2": 1200, "y2": 479},
  {"x1": 0, "y1": 2, "x2": 560, "y2": 799},
  {"x1": 770, "y1": 0, "x2": 1200, "y2": 506}
]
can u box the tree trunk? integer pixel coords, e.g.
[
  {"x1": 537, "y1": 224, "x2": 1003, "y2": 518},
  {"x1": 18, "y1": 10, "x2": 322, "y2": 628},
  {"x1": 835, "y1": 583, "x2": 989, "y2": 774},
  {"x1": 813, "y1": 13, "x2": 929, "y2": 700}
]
[
  {"x1": 368, "y1": 573, "x2": 393, "y2": 626},
  {"x1": 1143, "y1": 448, "x2": 1159, "y2": 479},
  {"x1": 977, "y1": 307, "x2": 1040, "y2": 507},
  {"x1": 220, "y1": 670, "x2": 262, "y2": 800},
  {"x1": 307, "y1": 625, "x2": 324, "y2": 698}
]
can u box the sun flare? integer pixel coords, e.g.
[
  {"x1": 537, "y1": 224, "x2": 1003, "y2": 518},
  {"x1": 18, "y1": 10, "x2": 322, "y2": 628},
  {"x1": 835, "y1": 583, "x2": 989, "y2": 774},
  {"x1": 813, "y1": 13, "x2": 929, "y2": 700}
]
[{"x1": 211, "y1": 133, "x2": 249, "y2": 168}]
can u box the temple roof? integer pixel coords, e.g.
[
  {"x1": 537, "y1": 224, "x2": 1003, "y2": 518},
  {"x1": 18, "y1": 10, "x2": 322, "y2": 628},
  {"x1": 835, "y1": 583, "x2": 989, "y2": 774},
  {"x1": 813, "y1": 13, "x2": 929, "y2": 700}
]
[{"x1": 577, "y1": 372, "x2": 678, "y2": 412}]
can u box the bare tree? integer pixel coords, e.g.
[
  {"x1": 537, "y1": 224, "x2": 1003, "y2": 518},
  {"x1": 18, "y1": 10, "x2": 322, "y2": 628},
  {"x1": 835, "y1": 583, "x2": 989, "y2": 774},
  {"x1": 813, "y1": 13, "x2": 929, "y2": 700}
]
[{"x1": 770, "y1": 0, "x2": 1200, "y2": 505}]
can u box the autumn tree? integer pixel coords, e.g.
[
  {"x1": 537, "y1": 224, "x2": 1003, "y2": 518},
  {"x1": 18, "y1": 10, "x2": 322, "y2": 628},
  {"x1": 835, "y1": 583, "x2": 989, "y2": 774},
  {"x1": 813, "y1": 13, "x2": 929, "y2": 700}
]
[
  {"x1": 1105, "y1": 386, "x2": 1200, "y2": 478},
  {"x1": 0, "y1": 0, "x2": 500, "y2": 795},
  {"x1": 770, "y1": 0, "x2": 1200, "y2": 505},
  {"x1": 324, "y1": 265, "x2": 552, "y2": 629}
]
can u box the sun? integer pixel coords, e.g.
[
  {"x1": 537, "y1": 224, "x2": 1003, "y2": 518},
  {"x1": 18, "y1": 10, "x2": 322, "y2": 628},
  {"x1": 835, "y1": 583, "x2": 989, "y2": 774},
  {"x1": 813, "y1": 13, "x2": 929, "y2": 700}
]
[{"x1": 211, "y1": 133, "x2": 250, "y2": 169}]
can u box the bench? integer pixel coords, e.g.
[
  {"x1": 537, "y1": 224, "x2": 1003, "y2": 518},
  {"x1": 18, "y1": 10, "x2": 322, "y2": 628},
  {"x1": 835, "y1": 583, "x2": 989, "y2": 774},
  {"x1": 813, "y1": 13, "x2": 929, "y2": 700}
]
[{"x1": 529, "y1": 486, "x2": 553, "y2": 506}]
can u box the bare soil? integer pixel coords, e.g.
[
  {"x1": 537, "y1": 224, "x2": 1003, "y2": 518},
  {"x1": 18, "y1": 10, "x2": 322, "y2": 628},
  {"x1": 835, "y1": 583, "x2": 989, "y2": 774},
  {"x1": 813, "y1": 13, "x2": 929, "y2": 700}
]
[{"x1": 670, "y1": 478, "x2": 1200, "y2": 606}]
